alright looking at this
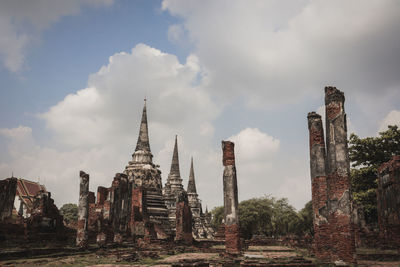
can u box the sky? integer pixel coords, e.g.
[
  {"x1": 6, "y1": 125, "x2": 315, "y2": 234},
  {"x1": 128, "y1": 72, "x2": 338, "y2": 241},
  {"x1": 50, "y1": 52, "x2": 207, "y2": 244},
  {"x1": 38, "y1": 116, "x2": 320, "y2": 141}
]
[{"x1": 1, "y1": 0, "x2": 400, "y2": 210}]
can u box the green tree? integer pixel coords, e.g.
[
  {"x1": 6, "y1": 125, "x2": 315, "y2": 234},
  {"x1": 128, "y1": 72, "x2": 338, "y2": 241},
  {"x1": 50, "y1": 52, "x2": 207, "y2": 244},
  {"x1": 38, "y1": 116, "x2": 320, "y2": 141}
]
[
  {"x1": 210, "y1": 206, "x2": 224, "y2": 230},
  {"x1": 60, "y1": 203, "x2": 78, "y2": 223},
  {"x1": 210, "y1": 197, "x2": 313, "y2": 239},
  {"x1": 270, "y1": 198, "x2": 299, "y2": 237},
  {"x1": 296, "y1": 201, "x2": 313, "y2": 236},
  {"x1": 349, "y1": 125, "x2": 400, "y2": 225},
  {"x1": 239, "y1": 197, "x2": 274, "y2": 239}
]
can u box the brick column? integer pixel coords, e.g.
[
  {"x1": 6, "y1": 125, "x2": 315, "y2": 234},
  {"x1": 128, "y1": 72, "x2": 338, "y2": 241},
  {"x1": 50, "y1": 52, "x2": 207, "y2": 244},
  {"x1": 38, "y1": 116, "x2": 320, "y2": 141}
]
[
  {"x1": 110, "y1": 173, "x2": 131, "y2": 244},
  {"x1": 0, "y1": 177, "x2": 17, "y2": 222},
  {"x1": 222, "y1": 141, "x2": 241, "y2": 254},
  {"x1": 77, "y1": 171, "x2": 90, "y2": 248},
  {"x1": 175, "y1": 191, "x2": 193, "y2": 244},
  {"x1": 325, "y1": 87, "x2": 356, "y2": 264},
  {"x1": 307, "y1": 112, "x2": 330, "y2": 262}
]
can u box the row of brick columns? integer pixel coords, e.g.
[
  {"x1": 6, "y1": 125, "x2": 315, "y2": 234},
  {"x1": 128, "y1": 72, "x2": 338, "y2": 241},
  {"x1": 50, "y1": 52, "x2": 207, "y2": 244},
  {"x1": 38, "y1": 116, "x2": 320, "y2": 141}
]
[{"x1": 308, "y1": 87, "x2": 356, "y2": 264}]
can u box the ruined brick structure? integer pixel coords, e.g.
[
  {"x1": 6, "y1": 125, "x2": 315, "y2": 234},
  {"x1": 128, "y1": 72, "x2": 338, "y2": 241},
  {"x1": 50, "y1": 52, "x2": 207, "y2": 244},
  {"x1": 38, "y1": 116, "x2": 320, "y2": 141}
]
[
  {"x1": 175, "y1": 190, "x2": 193, "y2": 244},
  {"x1": 0, "y1": 177, "x2": 64, "y2": 242},
  {"x1": 83, "y1": 100, "x2": 172, "y2": 246},
  {"x1": 214, "y1": 222, "x2": 226, "y2": 241},
  {"x1": 0, "y1": 177, "x2": 17, "y2": 221},
  {"x1": 79, "y1": 100, "x2": 218, "y2": 246},
  {"x1": 307, "y1": 87, "x2": 356, "y2": 264},
  {"x1": 222, "y1": 141, "x2": 241, "y2": 254},
  {"x1": 77, "y1": 171, "x2": 90, "y2": 248},
  {"x1": 163, "y1": 136, "x2": 186, "y2": 232},
  {"x1": 109, "y1": 173, "x2": 131, "y2": 243},
  {"x1": 124, "y1": 100, "x2": 171, "y2": 238},
  {"x1": 186, "y1": 158, "x2": 214, "y2": 239},
  {"x1": 377, "y1": 155, "x2": 400, "y2": 249}
]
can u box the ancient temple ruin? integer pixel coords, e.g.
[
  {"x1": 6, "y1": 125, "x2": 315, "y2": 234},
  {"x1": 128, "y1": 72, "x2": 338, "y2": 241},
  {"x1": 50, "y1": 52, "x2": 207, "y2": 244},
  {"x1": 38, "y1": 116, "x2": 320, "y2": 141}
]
[
  {"x1": 307, "y1": 87, "x2": 356, "y2": 264},
  {"x1": 124, "y1": 100, "x2": 171, "y2": 238},
  {"x1": 77, "y1": 100, "x2": 217, "y2": 246},
  {"x1": 187, "y1": 158, "x2": 214, "y2": 239},
  {"x1": 162, "y1": 137, "x2": 214, "y2": 239},
  {"x1": 163, "y1": 136, "x2": 185, "y2": 232}
]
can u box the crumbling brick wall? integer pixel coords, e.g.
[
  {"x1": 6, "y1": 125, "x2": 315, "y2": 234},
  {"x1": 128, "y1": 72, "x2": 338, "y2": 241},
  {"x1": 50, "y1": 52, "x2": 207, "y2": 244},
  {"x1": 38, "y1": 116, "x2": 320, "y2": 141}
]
[
  {"x1": 130, "y1": 187, "x2": 156, "y2": 240},
  {"x1": 377, "y1": 155, "x2": 400, "y2": 249},
  {"x1": 175, "y1": 191, "x2": 193, "y2": 244},
  {"x1": 0, "y1": 177, "x2": 17, "y2": 222},
  {"x1": 28, "y1": 191, "x2": 64, "y2": 232}
]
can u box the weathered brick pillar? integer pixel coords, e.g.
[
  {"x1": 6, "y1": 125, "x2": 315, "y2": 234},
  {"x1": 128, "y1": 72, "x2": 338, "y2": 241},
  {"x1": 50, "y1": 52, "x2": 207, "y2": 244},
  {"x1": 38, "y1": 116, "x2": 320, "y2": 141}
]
[
  {"x1": 110, "y1": 173, "x2": 131, "y2": 244},
  {"x1": 325, "y1": 87, "x2": 356, "y2": 264},
  {"x1": 175, "y1": 191, "x2": 193, "y2": 244},
  {"x1": 97, "y1": 186, "x2": 108, "y2": 205},
  {"x1": 222, "y1": 141, "x2": 241, "y2": 254},
  {"x1": 307, "y1": 112, "x2": 330, "y2": 262},
  {"x1": 0, "y1": 177, "x2": 17, "y2": 222},
  {"x1": 77, "y1": 171, "x2": 90, "y2": 248}
]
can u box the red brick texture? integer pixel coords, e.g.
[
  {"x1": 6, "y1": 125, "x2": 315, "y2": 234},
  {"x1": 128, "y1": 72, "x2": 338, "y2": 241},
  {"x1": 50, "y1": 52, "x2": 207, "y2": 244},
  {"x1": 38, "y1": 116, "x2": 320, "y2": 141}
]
[
  {"x1": 225, "y1": 224, "x2": 241, "y2": 254},
  {"x1": 175, "y1": 192, "x2": 193, "y2": 245},
  {"x1": 222, "y1": 141, "x2": 235, "y2": 166}
]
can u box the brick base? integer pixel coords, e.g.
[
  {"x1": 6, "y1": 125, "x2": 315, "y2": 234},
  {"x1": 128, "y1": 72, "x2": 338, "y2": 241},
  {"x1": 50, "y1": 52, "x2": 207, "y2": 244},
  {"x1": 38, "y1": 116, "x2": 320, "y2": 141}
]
[{"x1": 225, "y1": 224, "x2": 241, "y2": 254}]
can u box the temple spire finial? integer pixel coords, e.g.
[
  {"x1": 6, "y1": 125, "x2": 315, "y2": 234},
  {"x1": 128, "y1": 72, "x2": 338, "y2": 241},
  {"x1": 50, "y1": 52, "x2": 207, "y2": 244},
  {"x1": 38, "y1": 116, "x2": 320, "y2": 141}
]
[
  {"x1": 135, "y1": 99, "x2": 151, "y2": 153},
  {"x1": 169, "y1": 135, "x2": 180, "y2": 176},
  {"x1": 187, "y1": 157, "x2": 197, "y2": 194}
]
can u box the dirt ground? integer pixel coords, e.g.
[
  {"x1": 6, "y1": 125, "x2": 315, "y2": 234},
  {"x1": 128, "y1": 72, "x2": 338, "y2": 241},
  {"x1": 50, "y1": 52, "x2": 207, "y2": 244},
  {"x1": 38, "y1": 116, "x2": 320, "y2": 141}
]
[{"x1": 1, "y1": 245, "x2": 399, "y2": 266}]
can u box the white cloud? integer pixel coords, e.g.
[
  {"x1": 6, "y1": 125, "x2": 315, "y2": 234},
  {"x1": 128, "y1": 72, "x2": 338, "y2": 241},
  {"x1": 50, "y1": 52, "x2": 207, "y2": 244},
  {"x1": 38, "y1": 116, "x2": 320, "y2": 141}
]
[
  {"x1": 228, "y1": 128, "x2": 279, "y2": 162},
  {"x1": 226, "y1": 128, "x2": 287, "y2": 204},
  {"x1": 379, "y1": 110, "x2": 400, "y2": 132},
  {"x1": 0, "y1": 0, "x2": 113, "y2": 72},
  {"x1": 0, "y1": 44, "x2": 222, "y2": 208},
  {"x1": 0, "y1": 125, "x2": 32, "y2": 140},
  {"x1": 162, "y1": 0, "x2": 400, "y2": 109}
]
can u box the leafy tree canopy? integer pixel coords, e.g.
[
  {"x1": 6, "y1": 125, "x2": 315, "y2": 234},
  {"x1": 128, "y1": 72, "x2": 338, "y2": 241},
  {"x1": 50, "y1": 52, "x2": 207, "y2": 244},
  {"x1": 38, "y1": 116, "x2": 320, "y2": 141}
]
[
  {"x1": 210, "y1": 197, "x2": 312, "y2": 239},
  {"x1": 349, "y1": 125, "x2": 400, "y2": 225},
  {"x1": 60, "y1": 203, "x2": 78, "y2": 223}
]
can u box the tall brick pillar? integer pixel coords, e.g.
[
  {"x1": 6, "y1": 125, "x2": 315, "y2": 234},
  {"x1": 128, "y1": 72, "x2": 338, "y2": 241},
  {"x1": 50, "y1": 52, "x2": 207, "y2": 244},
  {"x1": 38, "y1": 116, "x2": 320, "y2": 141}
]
[
  {"x1": 0, "y1": 177, "x2": 17, "y2": 222},
  {"x1": 325, "y1": 87, "x2": 356, "y2": 264},
  {"x1": 175, "y1": 191, "x2": 193, "y2": 244},
  {"x1": 77, "y1": 171, "x2": 90, "y2": 248},
  {"x1": 307, "y1": 112, "x2": 330, "y2": 262},
  {"x1": 110, "y1": 173, "x2": 131, "y2": 244},
  {"x1": 222, "y1": 141, "x2": 241, "y2": 254}
]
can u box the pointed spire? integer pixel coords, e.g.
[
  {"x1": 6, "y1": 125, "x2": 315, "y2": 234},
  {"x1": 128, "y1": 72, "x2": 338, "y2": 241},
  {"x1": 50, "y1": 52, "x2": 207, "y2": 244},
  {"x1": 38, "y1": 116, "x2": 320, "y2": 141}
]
[
  {"x1": 187, "y1": 157, "x2": 197, "y2": 194},
  {"x1": 169, "y1": 135, "x2": 181, "y2": 176},
  {"x1": 205, "y1": 205, "x2": 208, "y2": 214},
  {"x1": 135, "y1": 99, "x2": 151, "y2": 152}
]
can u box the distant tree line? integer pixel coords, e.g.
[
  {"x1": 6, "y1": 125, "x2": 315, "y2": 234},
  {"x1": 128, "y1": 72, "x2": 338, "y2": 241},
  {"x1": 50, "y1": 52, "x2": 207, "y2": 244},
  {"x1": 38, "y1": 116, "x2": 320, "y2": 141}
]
[{"x1": 211, "y1": 197, "x2": 313, "y2": 239}]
